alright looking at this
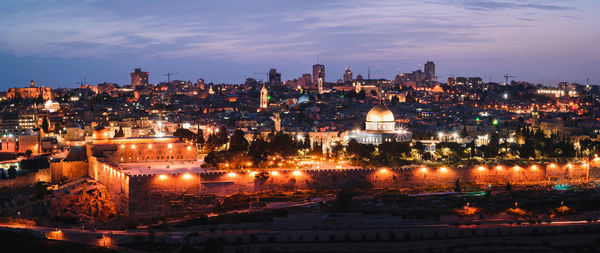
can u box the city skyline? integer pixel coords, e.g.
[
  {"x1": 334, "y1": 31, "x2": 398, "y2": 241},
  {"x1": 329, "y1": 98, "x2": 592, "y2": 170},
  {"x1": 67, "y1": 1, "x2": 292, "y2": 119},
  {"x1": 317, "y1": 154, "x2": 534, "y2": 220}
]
[{"x1": 1, "y1": 0, "x2": 599, "y2": 88}]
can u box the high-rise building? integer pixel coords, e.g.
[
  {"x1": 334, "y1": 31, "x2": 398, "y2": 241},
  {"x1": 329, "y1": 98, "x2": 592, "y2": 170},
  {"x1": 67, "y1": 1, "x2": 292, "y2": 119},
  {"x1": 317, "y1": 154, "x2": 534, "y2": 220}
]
[
  {"x1": 424, "y1": 61, "x2": 435, "y2": 82},
  {"x1": 268, "y1": 69, "x2": 281, "y2": 85},
  {"x1": 312, "y1": 64, "x2": 325, "y2": 84},
  {"x1": 260, "y1": 83, "x2": 269, "y2": 109},
  {"x1": 130, "y1": 68, "x2": 149, "y2": 90},
  {"x1": 343, "y1": 67, "x2": 353, "y2": 83}
]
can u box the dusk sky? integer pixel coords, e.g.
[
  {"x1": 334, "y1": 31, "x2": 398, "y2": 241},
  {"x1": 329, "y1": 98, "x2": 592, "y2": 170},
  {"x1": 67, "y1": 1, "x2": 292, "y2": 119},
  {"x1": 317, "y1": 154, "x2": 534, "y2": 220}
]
[{"x1": 0, "y1": 0, "x2": 599, "y2": 88}]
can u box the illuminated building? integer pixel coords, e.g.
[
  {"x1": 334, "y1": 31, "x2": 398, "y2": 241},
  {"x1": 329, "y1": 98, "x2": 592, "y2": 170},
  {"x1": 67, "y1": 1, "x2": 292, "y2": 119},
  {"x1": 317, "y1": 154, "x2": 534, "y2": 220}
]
[
  {"x1": 273, "y1": 113, "x2": 281, "y2": 132},
  {"x1": 317, "y1": 77, "x2": 324, "y2": 94},
  {"x1": 312, "y1": 64, "x2": 325, "y2": 84},
  {"x1": 89, "y1": 127, "x2": 196, "y2": 163},
  {"x1": 7, "y1": 80, "x2": 53, "y2": 100},
  {"x1": 260, "y1": 83, "x2": 268, "y2": 108},
  {"x1": 343, "y1": 67, "x2": 353, "y2": 83},
  {"x1": 447, "y1": 76, "x2": 482, "y2": 86},
  {"x1": 424, "y1": 61, "x2": 435, "y2": 81},
  {"x1": 130, "y1": 67, "x2": 149, "y2": 90},
  {"x1": 347, "y1": 105, "x2": 412, "y2": 145}
]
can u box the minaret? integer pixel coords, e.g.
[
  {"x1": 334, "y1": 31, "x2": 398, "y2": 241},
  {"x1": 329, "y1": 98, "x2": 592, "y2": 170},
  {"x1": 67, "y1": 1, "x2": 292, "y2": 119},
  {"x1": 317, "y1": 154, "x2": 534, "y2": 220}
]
[
  {"x1": 273, "y1": 113, "x2": 281, "y2": 132},
  {"x1": 260, "y1": 83, "x2": 268, "y2": 108},
  {"x1": 317, "y1": 77, "x2": 324, "y2": 94}
]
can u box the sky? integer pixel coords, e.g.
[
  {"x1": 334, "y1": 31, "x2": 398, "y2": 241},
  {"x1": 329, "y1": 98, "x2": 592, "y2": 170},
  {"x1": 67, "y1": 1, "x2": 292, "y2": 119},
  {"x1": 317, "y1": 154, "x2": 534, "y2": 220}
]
[{"x1": 0, "y1": 0, "x2": 599, "y2": 88}]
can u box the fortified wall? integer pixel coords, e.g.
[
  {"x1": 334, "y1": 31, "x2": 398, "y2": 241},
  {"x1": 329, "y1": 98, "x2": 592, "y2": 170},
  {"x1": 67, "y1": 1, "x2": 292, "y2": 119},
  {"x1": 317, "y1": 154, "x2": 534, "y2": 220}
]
[{"x1": 85, "y1": 159, "x2": 599, "y2": 219}]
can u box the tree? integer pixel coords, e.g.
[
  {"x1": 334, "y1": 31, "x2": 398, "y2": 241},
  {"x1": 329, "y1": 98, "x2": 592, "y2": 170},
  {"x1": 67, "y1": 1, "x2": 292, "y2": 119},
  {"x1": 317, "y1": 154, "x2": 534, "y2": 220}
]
[
  {"x1": 346, "y1": 139, "x2": 362, "y2": 159},
  {"x1": 197, "y1": 129, "x2": 205, "y2": 147},
  {"x1": 114, "y1": 126, "x2": 125, "y2": 137},
  {"x1": 454, "y1": 179, "x2": 461, "y2": 192},
  {"x1": 204, "y1": 151, "x2": 221, "y2": 168},
  {"x1": 173, "y1": 128, "x2": 198, "y2": 143},
  {"x1": 248, "y1": 137, "x2": 269, "y2": 165},
  {"x1": 41, "y1": 116, "x2": 49, "y2": 133},
  {"x1": 229, "y1": 130, "x2": 249, "y2": 153},
  {"x1": 487, "y1": 132, "x2": 500, "y2": 157},
  {"x1": 7, "y1": 167, "x2": 17, "y2": 179},
  {"x1": 391, "y1": 95, "x2": 399, "y2": 105}
]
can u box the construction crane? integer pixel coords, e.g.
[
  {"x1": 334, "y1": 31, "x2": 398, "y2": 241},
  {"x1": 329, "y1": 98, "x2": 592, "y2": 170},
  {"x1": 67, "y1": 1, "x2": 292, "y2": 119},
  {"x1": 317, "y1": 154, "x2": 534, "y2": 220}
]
[
  {"x1": 504, "y1": 74, "x2": 515, "y2": 86},
  {"x1": 164, "y1": 72, "x2": 179, "y2": 84}
]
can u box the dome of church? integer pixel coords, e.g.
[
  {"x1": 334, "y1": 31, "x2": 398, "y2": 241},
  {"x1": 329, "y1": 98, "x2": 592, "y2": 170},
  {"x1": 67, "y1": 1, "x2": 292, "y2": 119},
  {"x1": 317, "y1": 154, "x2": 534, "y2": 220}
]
[{"x1": 366, "y1": 106, "x2": 394, "y2": 123}]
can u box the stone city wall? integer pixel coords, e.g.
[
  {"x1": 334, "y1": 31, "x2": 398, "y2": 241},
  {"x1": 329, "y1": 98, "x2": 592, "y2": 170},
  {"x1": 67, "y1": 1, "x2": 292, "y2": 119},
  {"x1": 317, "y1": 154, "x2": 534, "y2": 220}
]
[
  {"x1": 50, "y1": 161, "x2": 88, "y2": 183},
  {"x1": 0, "y1": 168, "x2": 50, "y2": 189},
  {"x1": 88, "y1": 156, "x2": 130, "y2": 215},
  {"x1": 91, "y1": 162, "x2": 598, "y2": 218}
]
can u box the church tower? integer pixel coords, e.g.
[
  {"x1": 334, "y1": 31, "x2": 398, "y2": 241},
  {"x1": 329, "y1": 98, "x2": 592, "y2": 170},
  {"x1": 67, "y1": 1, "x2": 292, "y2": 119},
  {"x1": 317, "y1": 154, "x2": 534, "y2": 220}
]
[
  {"x1": 273, "y1": 113, "x2": 281, "y2": 132},
  {"x1": 317, "y1": 77, "x2": 324, "y2": 94},
  {"x1": 260, "y1": 83, "x2": 268, "y2": 108}
]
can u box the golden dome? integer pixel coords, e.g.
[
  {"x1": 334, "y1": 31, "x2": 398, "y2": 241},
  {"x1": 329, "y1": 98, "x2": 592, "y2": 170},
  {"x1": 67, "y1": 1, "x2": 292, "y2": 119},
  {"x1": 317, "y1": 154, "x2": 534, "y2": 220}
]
[{"x1": 366, "y1": 106, "x2": 394, "y2": 122}]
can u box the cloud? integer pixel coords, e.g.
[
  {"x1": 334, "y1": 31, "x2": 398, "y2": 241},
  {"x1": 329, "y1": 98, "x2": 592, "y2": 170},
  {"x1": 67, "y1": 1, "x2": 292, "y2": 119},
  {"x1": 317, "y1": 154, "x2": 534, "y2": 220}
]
[
  {"x1": 0, "y1": 0, "x2": 586, "y2": 65},
  {"x1": 453, "y1": 0, "x2": 576, "y2": 11}
]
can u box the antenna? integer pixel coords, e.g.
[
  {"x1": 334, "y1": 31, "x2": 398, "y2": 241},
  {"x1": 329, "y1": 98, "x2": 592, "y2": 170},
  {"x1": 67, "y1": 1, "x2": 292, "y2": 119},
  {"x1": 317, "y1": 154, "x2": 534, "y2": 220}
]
[
  {"x1": 377, "y1": 65, "x2": 381, "y2": 79},
  {"x1": 317, "y1": 55, "x2": 320, "y2": 64},
  {"x1": 368, "y1": 63, "x2": 371, "y2": 80}
]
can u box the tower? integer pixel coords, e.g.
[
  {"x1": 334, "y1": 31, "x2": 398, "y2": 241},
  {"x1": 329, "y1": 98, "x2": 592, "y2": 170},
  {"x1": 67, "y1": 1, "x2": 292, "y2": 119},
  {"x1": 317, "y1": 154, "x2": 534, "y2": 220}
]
[
  {"x1": 312, "y1": 64, "x2": 325, "y2": 84},
  {"x1": 268, "y1": 69, "x2": 281, "y2": 85},
  {"x1": 30, "y1": 80, "x2": 35, "y2": 87},
  {"x1": 343, "y1": 67, "x2": 353, "y2": 83},
  {"x1": 131, "y1": 67, "x2": 149, "y2": 90},
  {"x1": 424, "y1": 61, "x2": 435, "y2": 82},
  {"x1": 273, "y1": 113, "x2": 281, "y2": 132},
  {"x1": 260, "y1": 83, "x2": 268, "y2": 109},
  {"x1": 317, "y1": 77, "x2": 324, "y2": 94},
  {"x1": 354, "y1": 80, "x2": 362, "y2": 93}
]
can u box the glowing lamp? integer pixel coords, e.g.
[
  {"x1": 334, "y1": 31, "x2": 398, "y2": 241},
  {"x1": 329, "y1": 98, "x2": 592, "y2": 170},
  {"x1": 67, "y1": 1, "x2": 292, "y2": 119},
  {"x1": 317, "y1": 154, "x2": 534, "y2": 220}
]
[
  {"x1": 182, "y1": 173, "x2": 192, "y2": 180},
  {"x1": 158, "y1": 174, "x2": 168, "y2": 180},
  {"x1": 477, "y1": 166, "x2": 485, "y2": 171},
  {"x1": 496, "y1": 166, "x2": 503, "y2": 170},
  {"x1": 379, "y1": 168, "x2": 388, "y2": 173},
  {"x1": 420, "y1": 167, "x2": 427, "y2": 173},
  {"x1": 148, "y1": 144, "x2": 152, "y2": 149},
  {"x1": 271, "y1": 171, "x2": 279, "y2": 176},
  {"x1": 440, "y1": 167, "x2": 448, "y2": 173},
  {"x1": 531, "y1": 165, "x2": 538, "y2": 171},
  {"x1": 292, "y1": 170, "x2": 302, "y2": 176},
  {"x1": 227, "y1": 172, "x2": 237, "y2": 178}
]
